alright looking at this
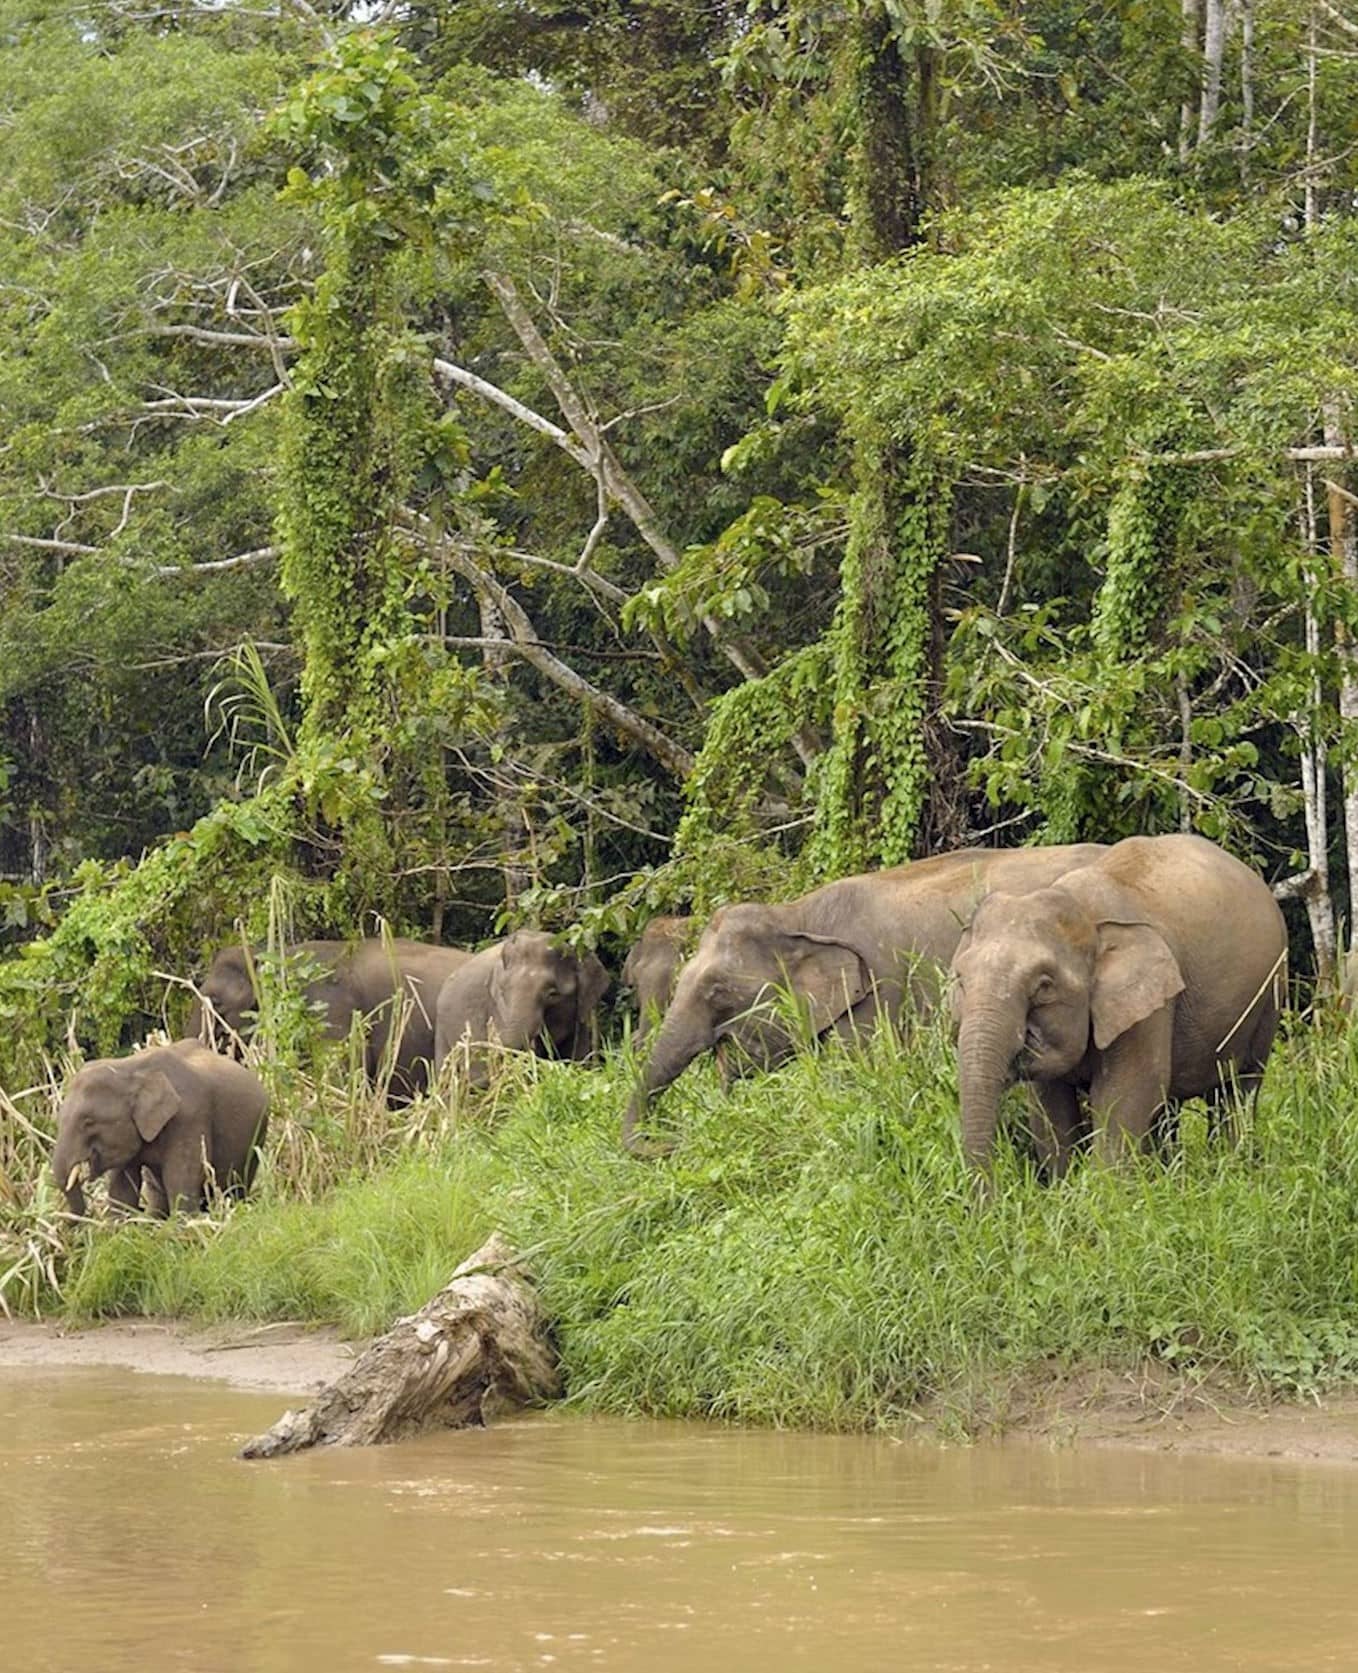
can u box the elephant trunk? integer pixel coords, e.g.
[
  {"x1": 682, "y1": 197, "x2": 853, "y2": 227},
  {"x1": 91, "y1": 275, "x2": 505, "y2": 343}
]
[
  {"x1": 499, "y1": 999, "x2": 548, "y2": 1057},
  {"x1": 621, "y1": 1002, "x2": 714, "y2": 1153},
  {"x1": 52, "y1": 1129, "x2": 87, "y2": 1217},
  {"x1": 957, "y1": 1002, "x2": 1026, "y2": 1176}
]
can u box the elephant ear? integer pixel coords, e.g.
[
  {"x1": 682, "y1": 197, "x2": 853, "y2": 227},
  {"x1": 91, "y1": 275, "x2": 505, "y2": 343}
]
[
  {"x1": 774, "y1": 933, "x2": 870, "y2": 1035},
  {"x1": 131, "y1": 1068, "x2": 181, "y2": 1143},
  {"x1": 948, "y1": 924, "x2": 976, "y2": 1021},
  {"x1": 487, "y1": 938, "x2": 514, "y2": 1003},
  {"x1": 562, "y1": 953, "x2": 610, "y2": 1062},
  {"x1": 576, "y1": 953, "x2": 610, "y2": 1018},
  {"x1": 1090, "y1": 922, "x2": 1185, "y2": 1050}
]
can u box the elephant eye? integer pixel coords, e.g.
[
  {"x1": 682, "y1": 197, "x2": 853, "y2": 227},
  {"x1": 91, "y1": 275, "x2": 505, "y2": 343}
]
[{"x1": 1033, "y1": 974, "x2": 1057, "y2": 1001}]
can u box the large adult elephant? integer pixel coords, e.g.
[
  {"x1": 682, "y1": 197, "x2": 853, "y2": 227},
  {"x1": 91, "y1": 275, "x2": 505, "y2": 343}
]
[
  {"x1": 950, "y1": 834, "x2": 1287, "y2": 1177},
  {"x1": 52, "y1": 1039, "x2": 268, "y2": 1219},
  {"x1": 433, "y1": 929, "x2": 610, "y2": 1088},
  {"x1": 622, "y1": 844, "x2": 1107, "y2": 1153},
  {"x1": 622, "y1": 915, "x2": 691, "y2": 1041},
  {"x1": 188, "y1": 937, "x2": 471, "y2": 1101}
]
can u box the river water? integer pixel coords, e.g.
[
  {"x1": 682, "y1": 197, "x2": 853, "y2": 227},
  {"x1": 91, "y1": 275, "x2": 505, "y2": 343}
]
[{"x1": 5, "y1": 1370, "x2": 1358, "y2": 1672}]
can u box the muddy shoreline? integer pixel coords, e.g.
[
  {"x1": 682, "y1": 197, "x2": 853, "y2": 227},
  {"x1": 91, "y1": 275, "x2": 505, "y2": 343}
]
[
  {"x1": 4, "y1": 1317, "x2": 1358, "y2": 1463},
  {"x1": 0, "y1": 1317, "x2": 355, "y2": 1394}
]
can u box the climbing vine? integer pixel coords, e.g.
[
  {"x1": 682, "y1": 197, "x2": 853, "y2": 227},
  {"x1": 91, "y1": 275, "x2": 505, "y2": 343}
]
[
  {"x1": 1092, "y1": 440, "x2": 1192, "y2": 660},
  {"x1": 673, "y1": 641, "x2": 832, "y2": 909},
  {"x1": 808, "y1": 441, "x2": 953, "y2": 876}
]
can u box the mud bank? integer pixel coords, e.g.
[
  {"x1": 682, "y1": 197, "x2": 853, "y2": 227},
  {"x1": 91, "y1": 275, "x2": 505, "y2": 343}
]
[
  {"x1": 0, "y1": 1318, "x2": 355, "y2": 1394},
  {"x1": 967, "y1": 1364, "x2": 1358, "y2": 1465}
]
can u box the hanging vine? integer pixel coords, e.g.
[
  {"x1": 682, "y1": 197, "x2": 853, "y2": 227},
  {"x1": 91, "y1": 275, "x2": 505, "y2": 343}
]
[
  {"x1": 1092, "y1": 442, "x2": 1191, "y2": 660},
  {"x1": 808, "y1": 441, "x2": 953, "y2": 875},
  {"x1": 672, "y1": 641, "x2": 833, "y2": 908}
]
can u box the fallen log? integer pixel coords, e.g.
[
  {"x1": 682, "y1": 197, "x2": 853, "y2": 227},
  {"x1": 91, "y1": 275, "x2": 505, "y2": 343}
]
[{"x1": 239, "y1": 1233, "x2": 561, "y2": 1458}]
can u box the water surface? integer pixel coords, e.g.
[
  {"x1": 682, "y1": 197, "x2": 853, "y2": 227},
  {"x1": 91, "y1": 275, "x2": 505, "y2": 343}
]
[{"x1": 4, "y1": 1370, "x2": 1356, "y2": 1672}]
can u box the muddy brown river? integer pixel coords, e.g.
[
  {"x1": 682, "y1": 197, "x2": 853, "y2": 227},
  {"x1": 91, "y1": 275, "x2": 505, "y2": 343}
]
[{"x1": 5, "y1": 1370, "x2": 1358, "y2": 1672}]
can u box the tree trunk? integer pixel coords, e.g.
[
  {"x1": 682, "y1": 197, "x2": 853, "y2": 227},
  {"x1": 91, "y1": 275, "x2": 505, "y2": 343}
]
[
  {"x1": 851, "y1": 11, "x2": 924, "y2": 264},
  {"x1": 1301, "y1": 467, "x2": 1338, "y2": 986},
  {"x1": 239, "y1": 1235, "x2": 560, "y2": 1458},
  {"x1": 1197, "y1": 0, "x2": 1226, "y2": 148},
  {"x1": 1177, "y1": 670, "x2": 1193, "y2": 832},
  {"x1": 1238, "y1": 0, "x2": 1255, "y2": 170},
  {"x1": 1180, "y1": 0, "x2": 1201, "y2": 163}
]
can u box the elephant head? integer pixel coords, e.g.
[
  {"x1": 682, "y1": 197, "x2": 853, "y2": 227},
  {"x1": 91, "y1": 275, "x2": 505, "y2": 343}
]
[
  {"x1": 950, "y1": 884, "x2": 1185, "y2": 1174},
  {"x1": 489, "y1": 930, "x2": 610, "y2": 1060},
  {"x1": 187, "y1": 945, "x2": 256, "y2": 1048},
  {"x1": 621, "y1": 904, "x2": 869, "y2": 1152},
  {"x1": 51, "y1": 1058, "x2": 181, "y2": 1215}
]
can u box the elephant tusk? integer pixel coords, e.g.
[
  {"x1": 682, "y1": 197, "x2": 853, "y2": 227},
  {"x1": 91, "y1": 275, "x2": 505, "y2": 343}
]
[{"x1": 64, "y1": 1163, "x2": 84, "y2": 1192}]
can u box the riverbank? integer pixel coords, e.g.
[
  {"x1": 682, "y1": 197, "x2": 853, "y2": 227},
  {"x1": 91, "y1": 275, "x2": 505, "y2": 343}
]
[
  {"x1": 0, "y1": 1317, "x2": 353, "y2": 1393},
  {"x1": 10, "y1": 1020, "x2": 1358, "y2": 1435},
  {"x1": 4, "y1": 1317, "x2": 1358, "y2": 1463}
]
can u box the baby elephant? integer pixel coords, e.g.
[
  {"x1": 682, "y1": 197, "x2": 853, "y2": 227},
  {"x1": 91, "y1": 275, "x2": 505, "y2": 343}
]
[
  {"x1": 52, "y1": 1040, "x2": 268, "y2": 1219},
  {"x1": 434, "y1": 929, "x2": 609, "y2": 1088}
]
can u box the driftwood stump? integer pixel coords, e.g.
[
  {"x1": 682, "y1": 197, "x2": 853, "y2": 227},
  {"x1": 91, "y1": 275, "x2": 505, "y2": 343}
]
[{"x1": 240, "y1": 1234, "x2": 560, "y2": 1458}]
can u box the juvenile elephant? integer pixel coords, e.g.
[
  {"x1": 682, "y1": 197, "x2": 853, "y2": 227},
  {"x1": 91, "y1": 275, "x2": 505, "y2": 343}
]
[
  {"x1": 188, "y1": 937, "x2": 470, "y2": 1100},
  {"x1": 433, "y1": 930, "x2": 610, "y2": 1087},
  {"x1": 950, "y1": 833, "x2": 1287, "y2": 1176},
  {"x1": 623, "y1": 843, "x2": 1107, "y2": 1152},
  {"x1": 622, "y1": 916, "x2": 691, "y2": 1041},
  {"x1": 52, "y1": 1039, "x2": 268, "y2": 1219}
]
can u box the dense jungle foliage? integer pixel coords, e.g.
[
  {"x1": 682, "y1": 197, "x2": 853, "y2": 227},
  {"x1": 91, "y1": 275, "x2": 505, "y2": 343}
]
[
  {"x1": 4, "y1": 0, "x2": 1358, "y2": 1067},
  {"x1": 4, "y1": 2, "x2": 1358, "y2": 1406}
]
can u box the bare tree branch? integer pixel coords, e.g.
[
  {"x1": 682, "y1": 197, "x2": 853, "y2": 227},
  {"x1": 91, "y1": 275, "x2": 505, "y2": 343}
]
[
  {"x1": 4, "y1": 533, "x2": 99, "y2": 555},
  {"x1": 401, "y1": 516, "x2": 696, "y2": 779},
  {"x1": 138, "y1": 383, "x2": 284, "y2": 422},
  {"x1": 480, "y1": 270, "x2": 774, "y2": 687},
  {"x1": 152, "y1": 546, "x2": 277, "y2": 577},
  {"x1": 116, "y1": 325, "x2": 298, "y2": 350},
  {"x1": 433, "y1": 356, "x2": 590, "y2": 466},
  {"x1": 467, "y1": 272, "x2": 822, "y2": 763}
]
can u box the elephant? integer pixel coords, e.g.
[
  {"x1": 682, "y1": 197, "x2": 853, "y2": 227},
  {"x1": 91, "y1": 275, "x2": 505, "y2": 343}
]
[
  {"x1": 52, "y1": 1039, "x2": 268, "y2": 1219},
  {"x1": 622, "y1": 916, "x2": 691, "y2": 1040},
  {"x1": 622, "y1": 843, "x2": 1108, "y2": 1153},
  {"x1": 188, "y1": 937, "x2": 471, "y2": 1101},
  {"x1": 433, "y1": 929, "x2": 610, "y2": 1088},
  {"x1": 950, "y1": 833, "x2": 1288, "y2": 1177}
]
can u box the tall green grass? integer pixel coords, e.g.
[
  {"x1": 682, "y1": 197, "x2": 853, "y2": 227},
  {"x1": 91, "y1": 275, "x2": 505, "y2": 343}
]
[{"x1": 10, "y1": 1013, "x2": 1358, "y2": 1426}]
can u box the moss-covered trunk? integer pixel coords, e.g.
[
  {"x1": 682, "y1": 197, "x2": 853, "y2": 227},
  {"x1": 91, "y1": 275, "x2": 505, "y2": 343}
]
[{"x1": 810, "y1": 10, "x2": 954, "y2": 874}]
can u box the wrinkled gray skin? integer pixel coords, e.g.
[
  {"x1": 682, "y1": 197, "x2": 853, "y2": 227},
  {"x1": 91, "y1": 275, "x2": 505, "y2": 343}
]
[
  {"x1": 187, "y1": 938, "x2": 470, "y2": 1101},
  {"x1": 622, "y1": 916, "x2": 691, "y2": 1041},
  {"x1": 623, "y1": 844, "x2": 1108, "y2": 1153},
  {"x1": 52, "y1": 1039, "x2": 268, "y2": 1219},
  {"x1": 433, "y1": 930, "x2": 610, "y2": 1087},
  {"x1": 951, "y1": 834, "x2": 1287, "y2": 1177}
]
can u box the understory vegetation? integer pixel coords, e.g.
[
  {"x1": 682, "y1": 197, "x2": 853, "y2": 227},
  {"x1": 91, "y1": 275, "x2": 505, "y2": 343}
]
[{"x1": 9, "y1": 1012, "x2": 1358, "y2": 1429}]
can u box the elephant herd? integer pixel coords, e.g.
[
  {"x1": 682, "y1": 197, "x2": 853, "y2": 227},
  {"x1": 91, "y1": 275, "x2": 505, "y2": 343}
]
[{"x1": 51, "y1": 832, "x2": 1289, "y2": 1221}]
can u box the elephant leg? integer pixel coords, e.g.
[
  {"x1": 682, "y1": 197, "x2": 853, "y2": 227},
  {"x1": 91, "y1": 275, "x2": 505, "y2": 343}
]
[
  {"x1": 1088, "y1": 1009, "x2": 1174, "y2": 1166},
  {"x1": 142, "y1": 1172, "x2": 170, "y2": 1218},
  {"x1": 1210, "y1": 1000, "x2": 1278, "y2": 1146},
  {"x1": 106, "y1": 1168, "x2": 143, "y2": 1217},
  {"x1": 1205, "y1": 1072, "x2": 1258, "y2": 1147},
  {"x1": 159, "y1": 1140, "x2": 207, "y2": 1216},
  {"x1": 1030, "y1": 1081, "x2": 1083, "y2": 1180},
  {"x1": 1150, "y1": 1098, "x2": 1184, "y2": 1158}
]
